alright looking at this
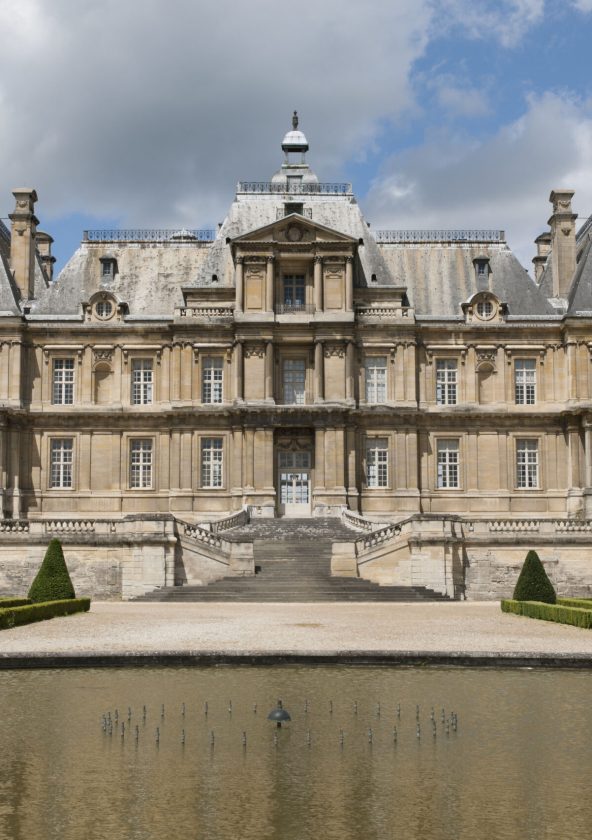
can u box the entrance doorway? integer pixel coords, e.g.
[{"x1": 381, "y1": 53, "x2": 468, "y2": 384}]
[{"x1": 277, "y1": 450, "x2": 312, "y2": 516}]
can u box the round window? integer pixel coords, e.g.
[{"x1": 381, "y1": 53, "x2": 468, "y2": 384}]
[
  {"x1": 95, "y1": 300, "x2": 114, "y2": 319},
  {"x1": 476, "y1": 300, "x2": 494, "y2": 319}
]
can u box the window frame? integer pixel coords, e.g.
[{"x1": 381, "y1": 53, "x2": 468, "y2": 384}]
[
  {"x1": 51, "y1": 358, "x2": 75, "y2": 405},
  {"x1": 365, "y1": 356, "x2": 388, "y2": 403},
  {"x1": 436, "y1": 438, "x2": 461, "y2": 489},
  {"x1": 200, "y1": 436, "x2": 224, "y2": 489},
  {"x1": 129, "y1": 438, "x2": 154, "y2": 490},
  {"x1": 515, "y1": 438, "x2": 540, "y2": 489},
  {"x1": 514, "y1": 358, "x2": 537, "y2": 405},
  {"x1": 365, "y1": 437, "x2": 389, "y2": 489},
  {"x1": 435, "y1": 359, "x2": 458, "y2": 406},
  {"x1": 49, "y1": 437, "x2": 74, "y2": 490},
  {"x1": 201, "y1": 356, "x2": 224, "y2": 404},
  {"x1": 282, "y1": 357, "x2": 307, "y2": 405},
  {"x1": 131, "y1": 358, "x2": 154, "y2": 406}
]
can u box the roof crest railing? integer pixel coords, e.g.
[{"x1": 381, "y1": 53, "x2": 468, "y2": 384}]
[
  {"x1": 374, "y1": 229, "x2": 505, "y2": 243},
  {"x1": 83, "y1": 229, "x2": 216, "y2": 243},
  {"x1": 236, "y1": 181, "x2": 352, "y2": 195}
]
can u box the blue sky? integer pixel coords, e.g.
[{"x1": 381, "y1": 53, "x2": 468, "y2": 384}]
[{"x1": 1, "y1": 0, "x2": 591, "y2": 274}]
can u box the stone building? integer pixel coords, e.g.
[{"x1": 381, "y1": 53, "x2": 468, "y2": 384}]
[{"x1": 1, "y1": 114, "x2": 592, "y2": 600}]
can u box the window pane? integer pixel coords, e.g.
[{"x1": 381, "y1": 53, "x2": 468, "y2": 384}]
[
  {"x1": 52, "y1": 359, "x2": 75, "y2": 405},
  {"x1": 202, "y1": 357, "x2": 224, "y2": 404},
  {"x1": 515, "y1": 359, "x2": 536, "y2": 405},
  {"x1": 366, "y1": 439, "x2": 388, "y2": 488},
  {"x1": 131, "y1": 359, "x2": 153, "y2": 405},
  {"x1": 437, "y1": 439, "x2": 459, "y2": 488},
  {"x1": 130, "y1": 439, "x2": 153, "y2": 488},
  {"x1": 283, "y1": 275, "x2": 306, "y2": 306},
  {"x1": 283, "y1": 359, "x2": 306, "y2": 404},
  {"x1": 50, "y1": 438, "x2": 73, "y2": 488},
  {"x1": 201, "y1": 438, "x2": 224, "y2": 488},
  {"x1": 365, "y1": 357, "x2": 387, "y2": 403},
  {"x1": 436, "y1": 360, "x2": 457, "y2": 405},
  {"x1": 516, "y1": 439, "x2": 539, "y2": 488}
]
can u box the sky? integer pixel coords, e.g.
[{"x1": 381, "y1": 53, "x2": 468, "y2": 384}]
[{"x1": 1, "y1": 0, "x2": 592, "y2": 275}]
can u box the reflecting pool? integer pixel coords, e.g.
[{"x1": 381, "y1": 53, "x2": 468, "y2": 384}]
[{"x1": 1, "y1": 666, "x2": 591, "y2": 840}]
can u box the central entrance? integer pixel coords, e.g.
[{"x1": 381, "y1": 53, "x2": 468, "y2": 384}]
[{"x1": 277, "y1": 449, "x2": 312, "y2": 517}]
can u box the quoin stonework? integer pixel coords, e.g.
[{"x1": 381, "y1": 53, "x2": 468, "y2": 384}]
[{"x1": 1, "y1": 114, "x2": 592, "y2": 601}]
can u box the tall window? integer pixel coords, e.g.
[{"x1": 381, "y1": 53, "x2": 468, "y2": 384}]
[
  {"x1": 52, "y1": 359, "x2": 75, "y2": 405},
  {"x1": 365, "y1": 357, "x2": 387, "y2": 403},
  {"x1": 283, "y1": 359, "x2": 306, "y2": 404},
  {"x1": 201, "y1": 438, "x2": 223, "y2": 488},
  {"x1": 131, "y1": 359, "x2": 153, "y2": 405},
  {"x1": 516, "y1": 439, "x2": 539, "y2": 488},
  {"x1": 436, "y1": 360, "x2": 457, "y2": 405},
  {"x1": 130, "y1": 439, "x2": 153, "y2": 489},
  {"x1": 515, "y1": 359, "x2": 536, "y2": 405},
  {"x1": 202, "y1": 357, "x2": 224, "y2": 404},
  {"x1": 437, "y1": 439, "x2": 460, "y2": 488},
  {"x1": 366, "y1": 439, "x2": 388, "y2": 488},
  {"x1": 283, "y1": 275, "x2": 306, "y2": 307},
  {"x1": 50, "y1": 438, "x2": 73, "y2": 488}
]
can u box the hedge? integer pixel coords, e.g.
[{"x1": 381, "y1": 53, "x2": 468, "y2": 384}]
[
  {"x1": 0, "y1": 598, "x2": 31, "y2": 609},
  {"x1": 0, "y1": 598, "x2": 90, "y2": 631},
  {"x1": 28, "y1": 538, "x2": 76, "y2": 603},
  {"x1": 501, "y1": 599, "x2": 592, "y2": 629},
  {"x1": 513, "y1": 550, "x2": 556, "y2": 604},
  {"x1": 557, "y1": 597, "x2": 592, "y2": 610}
]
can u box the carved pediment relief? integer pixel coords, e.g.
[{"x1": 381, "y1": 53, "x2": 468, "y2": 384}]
[{"x1": 231, "y1": 214, "x2": 358, "y2": 248}]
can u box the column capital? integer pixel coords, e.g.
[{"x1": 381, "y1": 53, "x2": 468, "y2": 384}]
[
  {"x1": 236, "y1": 255, "x2": 244, "y2": 265},
  {"x1": 314, "y1": 255, "x2": 323, "y2": 264}
]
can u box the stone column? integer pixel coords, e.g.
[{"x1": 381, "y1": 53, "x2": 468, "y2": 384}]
[
  {"x1": 266, "y1": 256, "x2": 275, "y2": 313},
  {"x1": 171, "y1": 345, "x2": 181, "y2": 402},
  {"x1": 8, "y1": 342, "x2": 21, "y2": 403},
  {"x1": 80, "y1": 433, "x2": 91, "y2": 492},
  {"x1": 315, "y1": 428, "x2": 325, "y2": 489},
  {"x1": 335, "y1": 427, "x2": 346, "y2": 492},
  {"x1": 0, "y1": 423, "x2": 6, "y2": 517},
  {"x1": 345, "y1": 256, "x2": 354, "y2": 312},
  {"x1": 234, "y1": 341, "x2": 243, "y2": 401},
  {"x1": 568, "y1": 424, "x2": 582, "y2": 488},
  {"x1": 314, "y1": 256, "x2": 323, "y2": 311},
  {"x1": 10, "y1": 428, "x2": 20, "y2": 519},
  {"x1": 314, "y1": 340, "x2": 324, "y2": 402},
  {"x1": 345, "y1": 341, "x2": 355, "y2": 402},
  {"x1": 264, "y1": 341, "x2": 274, "y2": 402},
  {"x1": 235, "y1": 256, "x2": 244, "y2": 313}
]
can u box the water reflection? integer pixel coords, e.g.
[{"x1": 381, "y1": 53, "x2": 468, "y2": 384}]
[{"x1": 0, "y1": 666, "x2": 591, "y2": 840}]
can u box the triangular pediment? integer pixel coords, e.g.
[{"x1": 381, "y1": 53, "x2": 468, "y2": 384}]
[{"x1": 231, "y1": 213, "x2": 358, "y2": 246}]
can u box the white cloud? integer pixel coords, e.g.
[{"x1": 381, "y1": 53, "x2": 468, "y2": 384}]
[
  {"x1": 571, "y1": 0, "x2": 592, "y2": 10},
  {"x1": 427, "y1": 73, "x2": 490, "y2": 117},
  {"x1": 0, "y1": 0, "x2": 432, "y2": 228},
  {"x1": 433, "y1": 0, "x2": 545, "y2": 48},
  {"x1": 365, "y1": 92, "x2": 592, "y2": 270}
]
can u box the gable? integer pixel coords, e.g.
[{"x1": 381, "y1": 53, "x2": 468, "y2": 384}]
[{"x1": 231, "y1": 214, "x2": 358, "y2": 246}]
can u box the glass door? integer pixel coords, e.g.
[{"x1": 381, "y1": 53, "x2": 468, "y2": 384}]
[{"x1": 278, "y1": 450, "x2": 312, "y2": 516}]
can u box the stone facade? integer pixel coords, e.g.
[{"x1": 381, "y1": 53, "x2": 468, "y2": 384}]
[{"x1": 2, "y1": 115, "x2": 592, "y2": 599}]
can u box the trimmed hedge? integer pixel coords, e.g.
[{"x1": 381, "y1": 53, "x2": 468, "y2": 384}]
[
  {"x1": 557, "y1": 597, "x2": 592, "y2": 610},
  {"x1": 0, "y1": 598, "x2": 90, "y2": 631},
  {"x1": 0, "y1": 598, "x2": 31, "y2": 608},
  {"x1": 28, "y1": 539, "x2": 75, "y2": 603},
  {"x1": 513, "y1": 550, "x2": 556, "y2": 604},
  {"x1": 501, "y1": 599, "x2": 592, "y2": 629}
]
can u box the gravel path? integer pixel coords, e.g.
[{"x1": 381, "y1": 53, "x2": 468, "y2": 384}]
[{"x1": 1, "y1": 601, "x2": 592, "y2": 660}]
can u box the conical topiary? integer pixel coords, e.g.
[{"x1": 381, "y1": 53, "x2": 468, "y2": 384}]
[
  {"x1": 512, "y1": 550, "x2": 556, "y2": 604},
  {"x1": 28, "y1": 538, "x2": 75, "y2": 603}
]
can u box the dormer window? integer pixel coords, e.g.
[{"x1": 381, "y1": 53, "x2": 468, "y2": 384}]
[
  {"x1": 474, "y1": 258, "x2": 490, "y2": 281},
  {"x1": 285, "y1": 202, "x2": 304, "y2": 216},
  {"x1": 476, "y1": 300, "x2": 493, "y2": 319},
  {"x1": 100, "y1": 256, "x2": 117, "y2": 278}
]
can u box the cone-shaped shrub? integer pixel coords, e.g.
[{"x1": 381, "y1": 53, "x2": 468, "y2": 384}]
[
  {"x1": 28, "y1": 539, "x2": 75, "y2": 603},
  {"x1": 512, "y1": 550, "x2": 556, "y2": 604}
]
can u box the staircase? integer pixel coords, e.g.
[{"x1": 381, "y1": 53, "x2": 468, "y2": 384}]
[{"x1": 135, "y1": 519, "x2": 448, "y2": 602}]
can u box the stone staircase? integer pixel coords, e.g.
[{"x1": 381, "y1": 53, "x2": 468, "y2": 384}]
[{"x1": 135, "y1": 519, "x2": 448, "y2": 602}]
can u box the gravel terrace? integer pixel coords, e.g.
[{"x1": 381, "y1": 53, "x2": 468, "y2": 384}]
[{"x1": 1, "y1": 602, "x2": 592, "y2": 661}]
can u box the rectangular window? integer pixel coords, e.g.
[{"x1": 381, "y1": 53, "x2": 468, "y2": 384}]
[
  {"x1": 366, "y1": 439, "x2": 388, "y2": 488},
  {"x1": 131, "y1": 359, "x2": 153, "y2": 405},
  {"x1": 202, "y1": 357, "x2": 224, "y2": 404},
  {"x1": 437, "y1": 439, "x2": 460, "y2": 489},
  {"x1": 436, "y1": 360, "x2": 457, "y2": 405},
  {"x1": 52, "y1": 358, "x2": 75, "y2": 405},
  {"x1": 365, "y1": 357, "x2": 387, "y2": 403},
  {"x1": 516, "y1": 439, "x2": 539, "y2": 488},
  {"x1": 130, "y1": 439, "x2": 153, "y2": 489},
  {"x1": 50, "y1": 438, "x2": 73, "y2": 488},
  {"x1": 515, "y1": 359, "x2": 536, "y2": 405},
  {"x1": 283, "y1": 358, "x2": 306, "y2": 404},
  {"x1": 201, "y1": 437, "x2": 224, "y2": 488},
  {"x1": 283, "y1": 275, "x2": 306, "y2": 307}
]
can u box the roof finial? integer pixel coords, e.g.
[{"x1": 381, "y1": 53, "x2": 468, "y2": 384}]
[{"x1": 292, "y1": 111, "x2": 299, "y2": 130}]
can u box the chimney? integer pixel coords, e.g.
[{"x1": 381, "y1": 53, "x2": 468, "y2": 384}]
[
  {"x1": 548, "y1": 189, "x2": 576, "y2": 297},
  {"x1": 8, "y1": 188, "x2": 38, "y2": 299},
  {"x1": 36, "y1": 231, "x2": 55, "y2": 281},
  {"x1": 532, "y1": 231, "x2": 551, "y2": 282}
]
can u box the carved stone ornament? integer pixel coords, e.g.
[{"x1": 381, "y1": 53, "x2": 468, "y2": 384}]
[
  {"x1": 93, "y1": 348, "x2": 113, "y2": 364},
  {"x1": 286, "y1": 224, "x2": 303, "y2": 242},
  {"x1": 244, "y1": 343, "x2": 266, "y2": 359},
  {"x1": 476, "y1": 349, "x2": 497, "y2": 365},
  {"x1": 324, "y1": 343, "x2": 345, "y2": 358}
]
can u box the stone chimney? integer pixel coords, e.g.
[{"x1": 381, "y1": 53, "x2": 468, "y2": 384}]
[
  {"x1": 532, "y1": 231, "x2": 551, "y2": 282},
  {"x1": 36, "y1": 231, "x2": 55, "y2": 281},
  {"x1": 8, "y1": 188, "x2": 38, "y2": 299},
  {"x1": 548, "y1": 189, "x2": 577, "y2": 297}
]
